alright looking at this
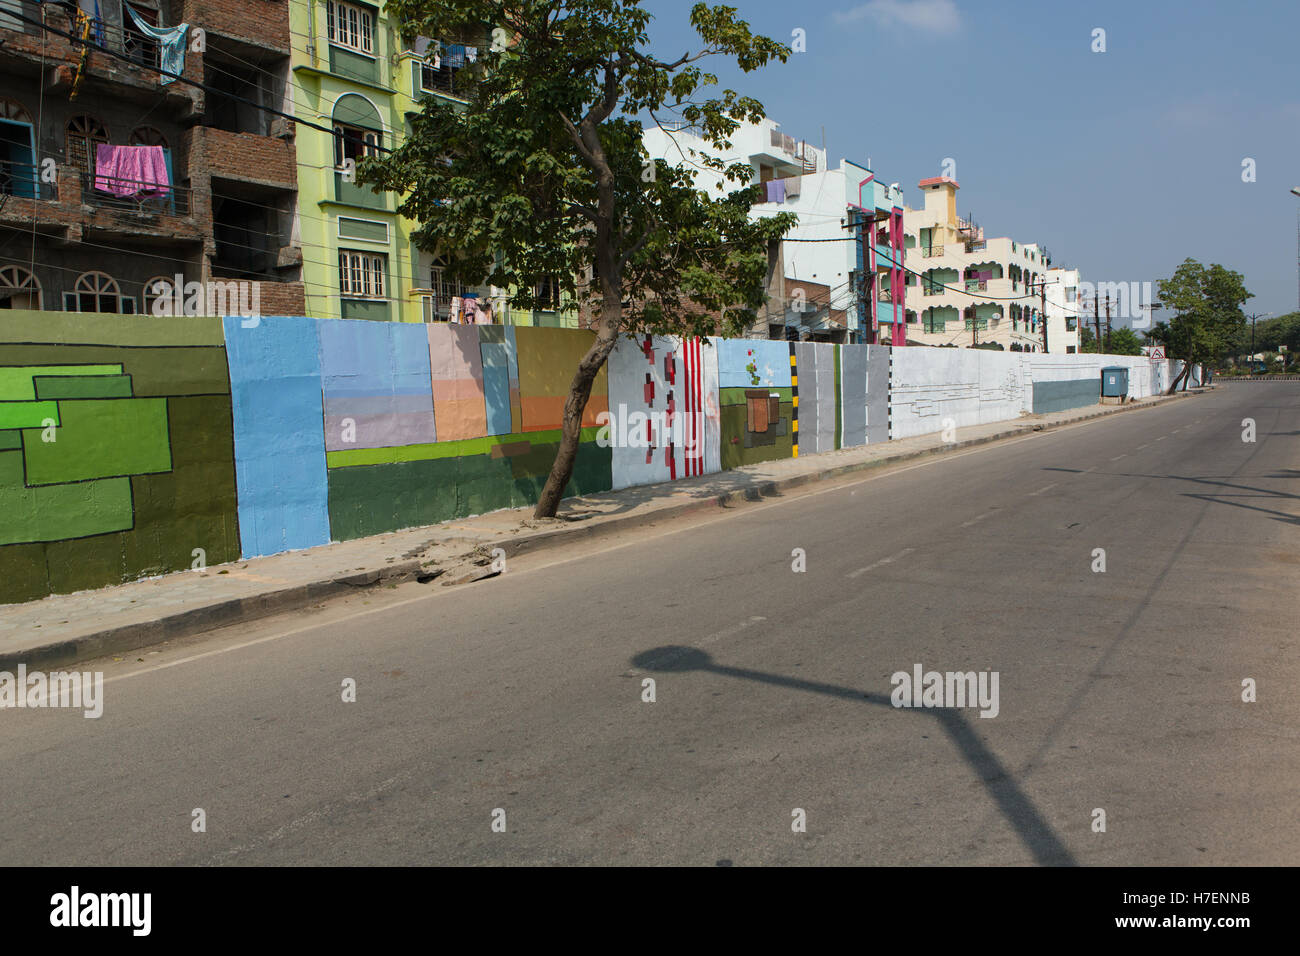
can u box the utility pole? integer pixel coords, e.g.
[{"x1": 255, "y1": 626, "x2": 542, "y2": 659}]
[
  {"x1": 1245, "y1": 312, "x2": 1271, "y2": 369},
  {"x1": 1104, "y1": 294, "x2": 1112, "y2": 354},
  {"x1": 1040, "y1": 279, "x2": 1049, "y2": 353},
  {"x1": 1094, "y1": 293, "x2": 1101, "y2": 355}
]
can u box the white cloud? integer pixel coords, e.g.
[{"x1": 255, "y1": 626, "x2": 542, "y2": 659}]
[{"x1": 834, "y1": 0, "x2": 962, "y2": 33}]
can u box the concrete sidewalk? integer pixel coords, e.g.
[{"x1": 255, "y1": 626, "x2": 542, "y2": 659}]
[{"x1": 0, "y1": 389, "x2": 1208, "y2": 669}]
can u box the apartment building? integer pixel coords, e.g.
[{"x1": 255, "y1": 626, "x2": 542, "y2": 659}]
[
  {"x1": 0, "y1": 0, "x2": 304, "y2": 314},
  {"x1": 1043, "y1": 266, "x2": 1083, "y2": 354},
  {"x1": 643, "y1": 119, "x2": 908, "y2": 344},
  {"x1": 905, "y1": 176, "x2": 1056, "y2": 351},
  {"x1": 291, "y1": 0, "x2": 569, "y2": 325}
]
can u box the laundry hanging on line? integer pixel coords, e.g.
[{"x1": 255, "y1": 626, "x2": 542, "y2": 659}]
[
  {"x1": 94, "y1": 143, "x2": 171, "y2": 197},
  {"x1": 124, "y1": 4, "x2": 190, "y2": 84}
]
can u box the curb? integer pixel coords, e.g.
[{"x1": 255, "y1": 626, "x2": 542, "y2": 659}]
[
  {"x1": 0, "y1": 560, "x2": 423, "y2": 672},
  {"x1": 3, "y1": 390, "x2": 1201, "y2": 669}
]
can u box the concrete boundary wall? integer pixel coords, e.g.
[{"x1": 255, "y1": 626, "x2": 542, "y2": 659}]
[{"x1": 0, "y1": 311, "x2": 1198, "y2": 603}]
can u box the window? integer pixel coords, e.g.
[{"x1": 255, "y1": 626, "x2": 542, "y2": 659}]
[
  {"x1": 142, "y1": 276, "x2": 174, "y2": 315},
  {"x1": 339, "y1": 250, "x2": 386, "y2": 299},
  {"x1": 333, "y1": 122, "x2": 381, "y2": 169},
  {"x1": 0, "y1": 98, "x2": 36, "y2": 198},
  {"x1": 65, "y1": 115, "x2": 109, "y2": 172},
  {"x1": 426, "y1": 255, "x2": 466, "y2": 320},
  {"x1": 327, "y1": 1, "x2": 375, "y2": 55},
  {"x1": 63, "y1": 272, "x2": 133, "y2": 313},
  {"x1": 129, "y1": 127, "x2": 168, "y2": 148},
  {"x1": 1065, "y1": 286, "x2": 1077, "y2": 303},
  {"x1": 1066, "y1": 346, "x2": 1077, "y2": 354},
  {"x1": 535, "y1": 275, "x2": 560, "y2": 311},
  {"x1": 123, "y1": 5, "x2": 160, "y2": 70},
  {"x1": 0, "y1": 264, "x2": 41, "y2": 309}
]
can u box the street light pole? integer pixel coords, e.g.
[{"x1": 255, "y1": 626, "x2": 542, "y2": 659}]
[{"x1": 1246, "y1": 312, "x2": 1271, "y2": 370}]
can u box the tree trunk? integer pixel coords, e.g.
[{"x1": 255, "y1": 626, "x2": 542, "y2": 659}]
[
  {"x1": 534, "y1": 314, "x2": 619, "y2": 518},
  {"x1": 1165, "y1": 363, "x2": 1190, "y2": 395}
]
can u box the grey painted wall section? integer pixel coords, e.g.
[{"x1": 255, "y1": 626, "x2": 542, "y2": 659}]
[
  {"x1": 840, "y1": 345, "x2": 867, "y2": 447},
  {"x1": 1032, "y1": 378, "x2": 1099, "y2": 414},
  {"x1": 865, "y1": 345, "x2": 890, "y2": 445}
]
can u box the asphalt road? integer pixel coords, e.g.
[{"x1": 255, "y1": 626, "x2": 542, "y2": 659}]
[{"x1": 2, "y1": 383, "x2": 1296, "y2": 866}]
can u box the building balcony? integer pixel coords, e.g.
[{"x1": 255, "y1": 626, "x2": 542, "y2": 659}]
[
  {"x1": 186, "y1": 127, "x2": 296, "y2": 189},
  {"x1": 80, "y1": 170, "x2": 192, "y2": 218},
  {"x1": 965, "y1": 279, "x2": 988, "y2": 292},
  {"x1": 921, "y1": 245, "x2": 944, "y2": 258},
  {"x1": 0, "y1": 159, "x2": 57, "y2": 202}
]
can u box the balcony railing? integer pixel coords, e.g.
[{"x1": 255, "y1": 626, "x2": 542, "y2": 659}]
[
  {"x1": 965, "y1": 240, "x2": 987, "y2": 252},
  {"x1": 922, "y1": 285, "x2": 944, "y2": 296},
  {"x1": 413, "y1": 288, "x2": 498, "y2": 323},
  {"x1": 0, "y1": 0, "x2": 43, "y2": 36},
  {"x1": 0, "y1": 160, "x2": 57, "y2": 201},
  {"x1": 965, "y1": 279, "x2": 988, "y2": 292},
  {"x1": 81, "y1": 170, "x2": 189, "y2": 217},
  {"x1": 922, "y1": 245, "x2": 944, "y2": 257}
]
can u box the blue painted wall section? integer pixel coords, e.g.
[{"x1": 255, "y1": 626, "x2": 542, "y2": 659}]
[
  {"x1": 223, "y1": 315, "x2": 331, "y2": 556},
  {"x1": 319, "y1": 318, "x2": 439, "y2": 451}
]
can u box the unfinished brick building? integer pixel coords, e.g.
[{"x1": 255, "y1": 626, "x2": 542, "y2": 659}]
[{"x1": 0, "y1": 0, "x2": 303, "y2": 314}]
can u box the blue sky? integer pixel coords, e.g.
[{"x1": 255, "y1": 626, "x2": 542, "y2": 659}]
[{"x1": 643, "y1": 0, "x2": 1300, "y2": 326}]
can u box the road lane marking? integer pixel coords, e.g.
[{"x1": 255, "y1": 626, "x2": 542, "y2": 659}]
[
  {"x1": 1155, "y1": 436, "x2": 1167, "y2": 441},
  {"x1": 847, "y1": 548, "x2": 915, "y2": 579},
  {"x1": 960, "y1": 512, "x2": 995, "y2": 528},
  {"x1": 1136, "y1": 443, "x2": 1150, "y2": 449},
  {"x1": 1110, "y1": 455, "x2": 1126, "y2": 461},
  {"x1": 1029, "y1": 482, "x2": 1059, "y2": 496},
  {"x1": 628, "y1": 615, "x2": 768, "y2": 672}
]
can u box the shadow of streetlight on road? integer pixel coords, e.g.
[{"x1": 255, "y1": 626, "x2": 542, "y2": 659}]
[{"x1": 631, "y1": 645, "x2": 1077, "y2": 866}]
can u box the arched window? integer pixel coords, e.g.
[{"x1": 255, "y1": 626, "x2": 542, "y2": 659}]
[
  {"x1": 142, "y1": 275, "x2": 176, "y2": 315},
  {"x1": 0, "y1": 98, "x2": 33, "y2": 124},
  {"x1": 66, "y1": 115, "x2": 109, "y2": 172},
  {"x1": 129, "y1": 127, "x2": 168, "y2": 148},
  {"x1": 65, "y1": 271, "x2": 133, "y2": 313},
  {"x1": 0, "y1": 265, "x2": 41, "y2": 310},
  {"x1": 332, "y1": 94, "x2": 383, "y2": 170}
]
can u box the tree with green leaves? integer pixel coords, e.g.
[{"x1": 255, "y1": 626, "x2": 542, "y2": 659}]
[
  {"x1": 361, "y1": 1, "x2": 796, "y2": 517},
  {"x1": 1155, "y1": 259, "x2": 1250, "y2": 393},
  {"x1": 1101, "y1": 327, "x2": 1144, "y2": 356}
]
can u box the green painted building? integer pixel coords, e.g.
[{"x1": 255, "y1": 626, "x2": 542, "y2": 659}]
[{"x1": 288, "y1": 0, "x2": 576, "y2": 326}]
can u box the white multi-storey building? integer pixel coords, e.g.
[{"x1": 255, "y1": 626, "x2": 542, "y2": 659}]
[
  {"x1": 643, "y1": 119, "x2": 904, "y2": 343},
  {"x1": 1044, "y1": 267, "x2": 1084, "y2": 354},
  {"x1": 904, "y1": 176, "x2": 1059, "y2": 351}
]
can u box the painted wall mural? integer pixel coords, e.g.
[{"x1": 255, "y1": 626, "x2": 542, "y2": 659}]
[
  {"x1": 607, "y1": 334, "x2": 720, "y2": 490},
  {"x1": 1, "y1": 314, "x2": 240, "y2": 604},
  {"x1": 226, "y1": 319, "x2": 614, "y2": 549},
  {"x1": 1, "y1": 311, "x2": 1195, "y2": 605}
]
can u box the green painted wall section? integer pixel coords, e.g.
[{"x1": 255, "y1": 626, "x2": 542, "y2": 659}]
[
  {"x1": 0, "y1": 316, "x2": 240, "y2": 605},
  {"x1": 328, "y1": 440, "x2": 612, "y2": 540},
  {"x1": 23, "y1": 398, "x2": 172, "y2": 486},
  {"x1": 326, "y1": 425, "x2": 604, "y2": 468}
]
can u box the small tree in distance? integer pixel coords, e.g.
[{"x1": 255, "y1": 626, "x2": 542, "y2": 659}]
[{"x1": 362, "y1": 1, "x2": 797, "y2": 518}]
